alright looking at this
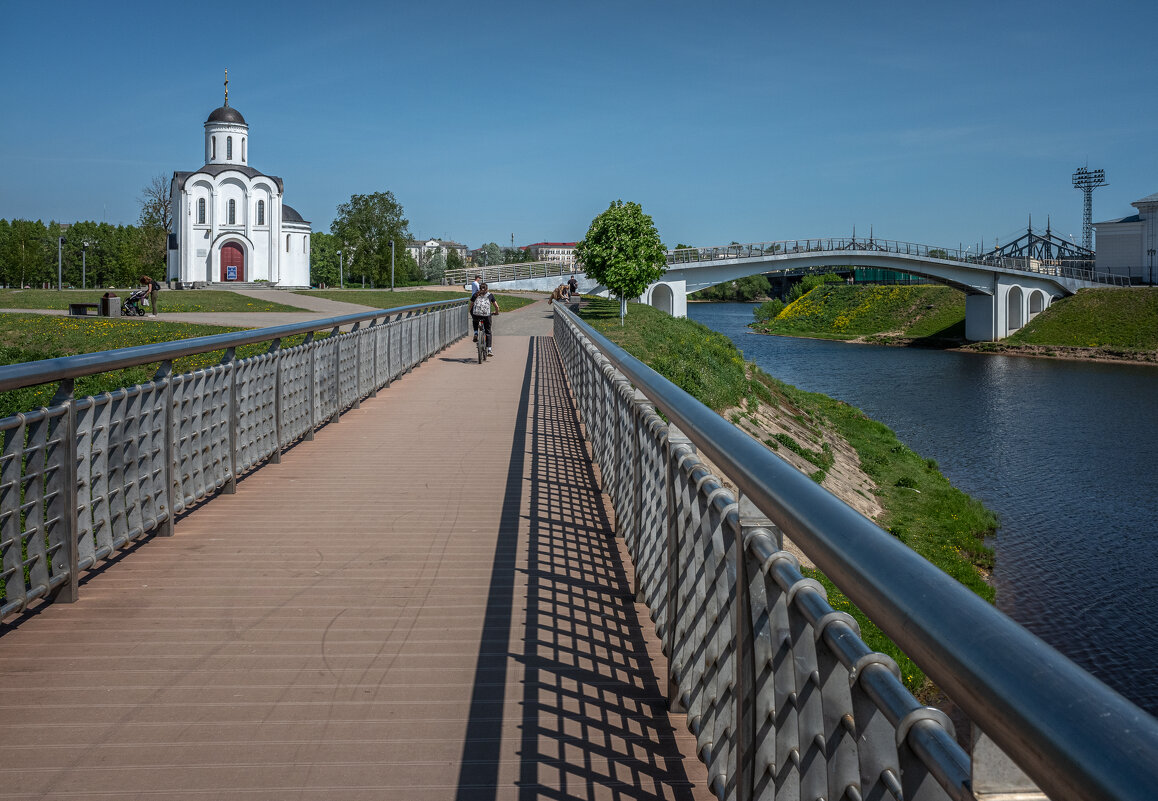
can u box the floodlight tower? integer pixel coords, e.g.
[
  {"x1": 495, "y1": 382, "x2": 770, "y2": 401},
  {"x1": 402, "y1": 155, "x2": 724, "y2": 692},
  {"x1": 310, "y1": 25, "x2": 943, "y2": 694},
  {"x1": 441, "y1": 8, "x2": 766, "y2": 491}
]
[{"x1": 1072, "y1": 166, "x2": 1107, "y2": 251}]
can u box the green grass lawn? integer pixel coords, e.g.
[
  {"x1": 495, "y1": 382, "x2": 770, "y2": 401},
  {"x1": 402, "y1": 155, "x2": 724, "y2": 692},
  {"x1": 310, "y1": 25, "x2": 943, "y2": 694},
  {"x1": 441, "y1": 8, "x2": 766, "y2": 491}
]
[
  {"x1": 0, "y1": 288, "x2": 307, "y2": 313},
  {"x1": 1007, "y1": 287, "x2": 1158, "y2": 350},
  {"x1": 297, "y1": 288, "x2": 536, "y2": 312},
  {"x1": 0, "y1": 314, "x2": 262, "y2": 418}
]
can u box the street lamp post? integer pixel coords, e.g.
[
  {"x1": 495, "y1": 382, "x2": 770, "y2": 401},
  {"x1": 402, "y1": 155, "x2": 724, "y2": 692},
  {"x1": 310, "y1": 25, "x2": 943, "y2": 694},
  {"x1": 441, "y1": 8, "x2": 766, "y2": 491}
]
[
  {"x1": 1148, "y1": 248, "x2": 1155, "y2": 286},
  {"x1": 82, "y1": 240, "x2": 91, "y2": 289},
  {"x1": 389, "y1": 240, "x2": 395, "y2": 291},
  {"x1": 338, "y1": 248, "x2": 344, "y2": 289},
  {"x1": 57, "y1": 236, "x2": 64, "y2": 290}
]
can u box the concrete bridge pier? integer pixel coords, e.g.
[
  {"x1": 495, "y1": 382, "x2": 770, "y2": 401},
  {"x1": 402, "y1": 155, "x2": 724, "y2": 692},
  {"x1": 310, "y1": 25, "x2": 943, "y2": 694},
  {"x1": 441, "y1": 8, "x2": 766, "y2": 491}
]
[
  {"x1": 965, "y1": 275, "x2": 1057, "y2": 341},
  {"x1": 642, "y1": 278, "x2": 688, "y2": 317}
]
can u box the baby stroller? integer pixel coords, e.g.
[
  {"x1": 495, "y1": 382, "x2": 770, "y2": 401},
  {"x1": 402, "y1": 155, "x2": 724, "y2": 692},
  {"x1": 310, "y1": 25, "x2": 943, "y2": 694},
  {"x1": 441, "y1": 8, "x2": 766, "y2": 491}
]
[{"x1": 122, "y1": 287, "x2": 149, "y2": 316}]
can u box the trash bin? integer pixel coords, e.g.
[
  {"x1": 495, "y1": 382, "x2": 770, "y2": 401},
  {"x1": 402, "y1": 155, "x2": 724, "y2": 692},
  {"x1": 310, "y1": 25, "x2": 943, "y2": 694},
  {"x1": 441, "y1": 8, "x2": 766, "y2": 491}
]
[{"x1": 100, "y1": 294, "x2": 120, "y2": 317}]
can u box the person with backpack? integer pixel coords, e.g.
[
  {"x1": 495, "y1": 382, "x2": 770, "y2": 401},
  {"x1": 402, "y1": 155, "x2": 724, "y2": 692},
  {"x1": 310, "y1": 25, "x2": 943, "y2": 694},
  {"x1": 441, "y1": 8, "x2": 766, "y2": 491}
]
[
  {"x1": 470, "y1": 282, "x2": 500, "y2": 356},
  {"x1": 141, "y1": 275, "x2": 161, "y2": 317}
]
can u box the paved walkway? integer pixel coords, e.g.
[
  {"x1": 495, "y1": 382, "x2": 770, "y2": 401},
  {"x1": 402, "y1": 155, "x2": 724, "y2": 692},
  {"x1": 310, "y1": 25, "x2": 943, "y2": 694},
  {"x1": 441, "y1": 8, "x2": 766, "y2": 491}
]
[{"x1": 0, "y1": 315, "x2": 708, "y2": 799}]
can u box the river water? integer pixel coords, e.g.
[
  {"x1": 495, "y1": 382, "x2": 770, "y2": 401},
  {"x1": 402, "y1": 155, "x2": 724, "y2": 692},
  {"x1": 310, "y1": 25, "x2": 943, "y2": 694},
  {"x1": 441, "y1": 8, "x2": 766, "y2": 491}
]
[{"x1": 687, "y1": 302, "x2": 1158, "y2": 715}]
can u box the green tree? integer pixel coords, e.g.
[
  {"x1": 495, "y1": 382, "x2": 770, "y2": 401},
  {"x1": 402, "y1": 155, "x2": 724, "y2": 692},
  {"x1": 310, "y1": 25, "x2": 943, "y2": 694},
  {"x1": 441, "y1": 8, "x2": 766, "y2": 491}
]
[
  {"x1": 330, "y1": 191, "x2": 412, "y2": 287},
  {"x1": 424, "y1": 250, "x2": 447, "y2": 283},
  {"x1": 310, "y1": 231, "x2": 340, "y2": 287},
  {"x1": 478, "y1": 242, "x2": 501, "y2": 268},
  {"x1": 734, "y1": 274, "x2": 771, "y2": 301},
  {"x1": 574, "y1": 200, "x2": 667, "y2": 324},
  {"x1": 446, "y1": 247, "x2": 465, "y2": 278},
  {"x1": 138, "y1": 175, "x2": 172, "y2": 278},
  {"x1": 500, "y1": 246, "x2": 533, "y2": 264}
]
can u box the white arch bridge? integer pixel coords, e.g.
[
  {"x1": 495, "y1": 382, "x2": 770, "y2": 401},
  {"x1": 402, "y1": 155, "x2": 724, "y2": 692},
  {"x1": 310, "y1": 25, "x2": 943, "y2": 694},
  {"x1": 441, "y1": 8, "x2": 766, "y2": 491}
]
[{"x1": 467, "y1": 236, "x2": 1128, "y2": 341}]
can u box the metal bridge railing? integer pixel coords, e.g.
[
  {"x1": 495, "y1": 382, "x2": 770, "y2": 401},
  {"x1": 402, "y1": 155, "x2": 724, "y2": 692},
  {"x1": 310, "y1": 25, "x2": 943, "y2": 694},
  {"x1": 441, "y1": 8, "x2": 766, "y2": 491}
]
[
  {"x1": 553, "y1": 304, "x2": 1158, "y2": 801},
  {"x1": 667, "y1": 238, "x2": 1131, "y2": 286},
  {"x1": 444, "y1": 260, "x2": 572, "y2": 287},
  {"x1": 0, "y1": 300, "x2": 469, "y2": 620}
]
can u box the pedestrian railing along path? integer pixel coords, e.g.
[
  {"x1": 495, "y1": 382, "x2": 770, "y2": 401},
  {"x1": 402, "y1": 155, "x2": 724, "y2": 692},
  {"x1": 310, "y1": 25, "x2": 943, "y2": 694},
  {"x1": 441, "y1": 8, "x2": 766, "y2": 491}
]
[
  {"x1": 553, "y1": 304, "x2": 1158, "y2": 801},
  {"x1": 5, "y1": 298, "x2": 1158, "y2": 800},
  {"x1": 0, "y1": 302, "x2": 708, "y2": 799}
]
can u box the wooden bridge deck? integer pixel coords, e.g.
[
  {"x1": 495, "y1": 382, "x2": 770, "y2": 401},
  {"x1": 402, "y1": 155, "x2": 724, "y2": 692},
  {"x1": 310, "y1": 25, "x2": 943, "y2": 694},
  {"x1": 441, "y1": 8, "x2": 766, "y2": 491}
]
[{"x1": 0, "y1": 324, "x2": 709, "y2": 800}]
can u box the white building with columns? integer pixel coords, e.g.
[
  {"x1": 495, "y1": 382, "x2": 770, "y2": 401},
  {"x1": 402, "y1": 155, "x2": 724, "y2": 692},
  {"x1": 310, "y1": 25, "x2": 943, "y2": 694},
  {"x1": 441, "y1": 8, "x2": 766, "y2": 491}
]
[
  {"x1": 167, "y1": 89, "x2": 311, "y2": 287},
  {"x1": 1094, "y1": 191, "x2": 1158, "y2": 284}
]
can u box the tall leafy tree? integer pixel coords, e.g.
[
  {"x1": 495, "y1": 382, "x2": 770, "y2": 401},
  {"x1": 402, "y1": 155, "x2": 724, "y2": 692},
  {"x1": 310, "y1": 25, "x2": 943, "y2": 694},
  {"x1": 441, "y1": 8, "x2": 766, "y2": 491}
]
[
  {"x1": 446, "y1": 247, "x2": 465, "y2": 276},
  {"x1": 574, "y1": 200, "x2": 667, "y2": 324},
  {"x1": 424, "y1": 250, "x2": 447, "y2": 283},
  {"x1": 138, "y1": 175, "x2": 172, "y2": 277},
  {"x1": 330, "y1": 191, "x2": 412, "y2": 287},
  {"x1": 478, "y1": 242, "x2": 502, "y2": 268},
  {"x1": 310, "y1": 232, "x2": 340, "y2": 287}
]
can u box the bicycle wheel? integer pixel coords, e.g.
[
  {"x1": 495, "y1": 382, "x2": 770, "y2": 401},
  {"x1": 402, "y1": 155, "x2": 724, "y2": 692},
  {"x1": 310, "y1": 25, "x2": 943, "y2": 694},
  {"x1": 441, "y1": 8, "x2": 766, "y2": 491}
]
[{"x1": 477, "y1": 328, "x2": 486, "y2": 363}]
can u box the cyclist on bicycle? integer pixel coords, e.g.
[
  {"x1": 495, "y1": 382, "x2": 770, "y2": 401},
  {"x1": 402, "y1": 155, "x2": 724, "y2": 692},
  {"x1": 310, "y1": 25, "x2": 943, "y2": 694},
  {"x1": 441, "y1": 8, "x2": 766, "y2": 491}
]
[{"x1": 470, "y1": 282, "x2": 500, "y2": 356}]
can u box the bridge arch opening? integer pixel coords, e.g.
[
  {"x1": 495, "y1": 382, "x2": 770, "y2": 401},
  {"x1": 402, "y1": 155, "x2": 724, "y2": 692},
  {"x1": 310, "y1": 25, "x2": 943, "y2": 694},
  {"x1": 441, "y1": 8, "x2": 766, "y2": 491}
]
[
  {"x1": 1006, "y1": 285, "x2": 1025, "y2": 335},
  {"x1": 650, "y1": 283, "x2": 675, "y2": 315},
  {"x1": 1029, "y1": 290, "x2": 1047, "y2": 320}
]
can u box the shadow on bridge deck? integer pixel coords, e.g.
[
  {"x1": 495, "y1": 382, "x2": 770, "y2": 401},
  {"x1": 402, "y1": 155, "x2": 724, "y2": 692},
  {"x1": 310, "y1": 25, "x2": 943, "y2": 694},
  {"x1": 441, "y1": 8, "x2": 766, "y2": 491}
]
[{"x1": 0, "y1": 330, "x2": 708, "y2": 800}]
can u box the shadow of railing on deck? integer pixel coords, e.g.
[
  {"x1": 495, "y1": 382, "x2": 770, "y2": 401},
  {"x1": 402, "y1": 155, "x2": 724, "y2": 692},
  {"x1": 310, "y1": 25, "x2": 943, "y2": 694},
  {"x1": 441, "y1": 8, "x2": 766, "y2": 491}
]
[{"x1": 455, "y1": 337, "x2": 699, "y2": 800}]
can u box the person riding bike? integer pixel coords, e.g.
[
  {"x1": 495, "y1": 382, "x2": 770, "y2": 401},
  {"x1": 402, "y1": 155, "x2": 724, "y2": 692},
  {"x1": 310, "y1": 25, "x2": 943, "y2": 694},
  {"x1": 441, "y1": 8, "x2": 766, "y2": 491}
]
[{"x1": 470, "y1": 282, "x2": 500, "y2": 356}]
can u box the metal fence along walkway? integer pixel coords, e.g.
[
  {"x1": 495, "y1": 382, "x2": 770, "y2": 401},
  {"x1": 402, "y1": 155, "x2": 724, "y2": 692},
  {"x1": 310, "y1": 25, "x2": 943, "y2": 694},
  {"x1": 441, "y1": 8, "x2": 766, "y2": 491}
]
[
  {"x1": 0, "y1": 316, "x2": 707, "y2": 799},
  {"x1": 4, "y1": 299, "x2": 1158, "y2": 801}
]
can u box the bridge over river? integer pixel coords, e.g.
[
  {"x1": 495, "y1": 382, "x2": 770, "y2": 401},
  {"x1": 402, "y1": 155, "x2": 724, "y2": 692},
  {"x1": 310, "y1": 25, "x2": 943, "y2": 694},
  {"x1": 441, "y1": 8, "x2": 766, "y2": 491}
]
[
  {"x1": 1, "y1": 298, "x2": 1155, "y2": 800},
  {"x1": 448, "y1": 235, "x2": 1128, "y2": 341}
]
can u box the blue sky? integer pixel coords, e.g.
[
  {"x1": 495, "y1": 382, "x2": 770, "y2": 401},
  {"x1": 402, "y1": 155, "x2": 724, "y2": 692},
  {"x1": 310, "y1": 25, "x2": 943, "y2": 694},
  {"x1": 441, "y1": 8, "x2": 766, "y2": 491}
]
[{"x1": 1, "y1": 0, "x2": 1154, "y2": 252}]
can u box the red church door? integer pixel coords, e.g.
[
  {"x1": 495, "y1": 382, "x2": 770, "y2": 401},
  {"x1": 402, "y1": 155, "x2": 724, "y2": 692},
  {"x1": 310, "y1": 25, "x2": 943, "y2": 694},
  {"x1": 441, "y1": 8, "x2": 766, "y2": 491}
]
[{"x1": 220, "y1": 242, "x2": 244, "y2": 282}]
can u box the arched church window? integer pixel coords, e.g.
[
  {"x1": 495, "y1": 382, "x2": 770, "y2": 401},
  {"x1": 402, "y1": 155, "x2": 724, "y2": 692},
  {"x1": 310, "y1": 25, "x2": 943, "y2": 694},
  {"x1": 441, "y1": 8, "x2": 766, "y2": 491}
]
[
  {"x1": 228, "y1": 199, "x2": 236, "y2": 225},
  {"x1": 242, "y1": 138, "x2": 246, "y2": 162},
  {"x1": 227, "y1": 137, "x2": 233, "y2": 160},
  {"x1": 257, "y1": 200, "x2": 265, "y2": 226},
  {"x1": 286, "y1": 235, "x2": 290, "y2": 253},
  {"x1": 197, "y1": 198, "x2": 205, "y2": 224},
  {"x1": 303, "y1": 236, "x2": 308, "y2": 253},
  {"x1": 211, "y1": 136, "x2": 216, "y2": 160}
]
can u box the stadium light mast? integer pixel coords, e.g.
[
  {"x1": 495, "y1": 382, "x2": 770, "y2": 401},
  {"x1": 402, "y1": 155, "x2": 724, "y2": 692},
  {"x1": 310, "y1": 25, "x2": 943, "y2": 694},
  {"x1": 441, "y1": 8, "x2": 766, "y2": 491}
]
[{"x1": 1072, "y1": 166, "x2": 1107, "y2": 252}]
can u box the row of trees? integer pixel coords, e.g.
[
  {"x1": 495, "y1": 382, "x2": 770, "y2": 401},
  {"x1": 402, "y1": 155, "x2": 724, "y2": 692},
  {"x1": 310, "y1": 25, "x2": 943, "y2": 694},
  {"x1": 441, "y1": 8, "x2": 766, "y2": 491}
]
[{"x1": 0, "y1": 218, "x2": 163, "y2": 289}]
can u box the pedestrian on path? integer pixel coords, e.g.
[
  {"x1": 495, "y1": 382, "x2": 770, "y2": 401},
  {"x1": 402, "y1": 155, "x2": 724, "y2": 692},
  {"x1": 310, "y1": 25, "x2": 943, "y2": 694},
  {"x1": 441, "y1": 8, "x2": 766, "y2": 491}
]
[
  {"x1": 141, "y1": 275, "x2": 161, "y2": 317},
  {"x1": 568, "y1": 274, "x2": 578, "y2": 298}
]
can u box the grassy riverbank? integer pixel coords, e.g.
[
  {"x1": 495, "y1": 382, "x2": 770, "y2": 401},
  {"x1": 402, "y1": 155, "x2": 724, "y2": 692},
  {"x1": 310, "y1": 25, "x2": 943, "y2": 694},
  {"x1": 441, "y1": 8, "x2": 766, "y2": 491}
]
[
  {"x1": 754, "y1": 283, "x2": 1158, "y2": 362},
  {"x1": 753, "y1": 284, "x2": 966, "y2": 343},
  {"x1": 577, "y1": 298, "x2": 995, "y2": 695},
  {"x1": 968, "y1": 287, "x2": 1158, "y2": 362}
]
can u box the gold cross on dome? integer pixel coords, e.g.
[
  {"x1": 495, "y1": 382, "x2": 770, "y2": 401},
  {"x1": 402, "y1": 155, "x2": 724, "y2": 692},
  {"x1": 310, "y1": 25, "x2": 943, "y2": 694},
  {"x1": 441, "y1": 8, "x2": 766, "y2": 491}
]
[{"x1": 224, "y1": 69, "x2": 229, "y2": 106}]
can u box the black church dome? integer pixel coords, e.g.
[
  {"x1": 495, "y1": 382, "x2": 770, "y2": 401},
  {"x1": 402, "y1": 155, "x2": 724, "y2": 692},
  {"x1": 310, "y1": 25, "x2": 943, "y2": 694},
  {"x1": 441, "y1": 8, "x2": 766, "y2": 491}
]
[{"x1": 206, "y1": 105, "x2": 247, "y2": 125}]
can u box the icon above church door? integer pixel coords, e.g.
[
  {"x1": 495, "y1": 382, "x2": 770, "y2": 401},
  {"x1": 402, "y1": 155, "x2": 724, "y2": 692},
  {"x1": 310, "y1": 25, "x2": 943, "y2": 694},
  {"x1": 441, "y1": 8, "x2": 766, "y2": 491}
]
[{"x1": 221, "y1": 242, "x2": 244, "y2": 282}]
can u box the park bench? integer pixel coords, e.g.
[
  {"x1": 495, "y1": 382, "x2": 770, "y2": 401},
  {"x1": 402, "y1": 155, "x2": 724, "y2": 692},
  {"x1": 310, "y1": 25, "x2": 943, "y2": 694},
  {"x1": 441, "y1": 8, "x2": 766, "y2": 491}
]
[{"x1": 68, "y1": 303, "x2": 100, "y2": 317}]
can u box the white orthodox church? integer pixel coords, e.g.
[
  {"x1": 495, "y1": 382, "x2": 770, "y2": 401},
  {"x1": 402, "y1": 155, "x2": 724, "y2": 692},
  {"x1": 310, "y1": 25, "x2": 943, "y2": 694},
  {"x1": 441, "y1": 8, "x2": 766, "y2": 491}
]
[{"x1": 167, "y1": 81, "x2": 311, "y2": 287}]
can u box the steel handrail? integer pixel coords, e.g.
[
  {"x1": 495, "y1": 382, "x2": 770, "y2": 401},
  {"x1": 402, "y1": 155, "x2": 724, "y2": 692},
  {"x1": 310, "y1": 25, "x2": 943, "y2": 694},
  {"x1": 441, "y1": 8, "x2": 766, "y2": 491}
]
[
  {"x1": 554, "y1": 304, "x2": 1158, "y2": 801},
  {"x1": 0, "y1": 299, "x2": 465, "y2": 392}
]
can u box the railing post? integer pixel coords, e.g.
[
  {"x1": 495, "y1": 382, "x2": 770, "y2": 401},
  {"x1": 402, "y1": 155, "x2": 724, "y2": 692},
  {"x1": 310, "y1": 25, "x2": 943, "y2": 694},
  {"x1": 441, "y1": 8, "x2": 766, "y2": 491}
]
[
  {"x1": 156, "y1": 360, "x2": 176, "y2": 536},
  {"x1": 331, "y1": 326, "x2": 341, "y2": 423},
  {"x1": 304, "y1": 334, "x2": 315, "y2": 441},
  {"x1": 733, "y1": 493, "x2": 771, "y2": 801},
  {"x1": 371, "y1": 318, "x2": 380, "y2": 396},
  {"x1": 48, "y1": 378, "x2": 79, "y2": 602},
  {"x1": 664, "y1": 423, "x2": 693, "y2": 712},
  {"x1": 269, "y1": 338, "x2": 282, "y2": 464},
  {"x1": 631, "y1": 388, "x2": 651, "y2": 603},
  {"x1": 222, "y1": 347, "x2": 238, "y2": 492},
  {"x1": 351, "y1": 323, "x2": 361, "y2": 410}
]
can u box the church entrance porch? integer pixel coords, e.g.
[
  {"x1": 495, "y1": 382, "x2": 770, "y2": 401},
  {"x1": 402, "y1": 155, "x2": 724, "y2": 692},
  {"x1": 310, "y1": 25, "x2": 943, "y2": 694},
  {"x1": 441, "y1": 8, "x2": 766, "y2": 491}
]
[{"x1": 221, "y1": 242, "x2": 245, "y2": 282}]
